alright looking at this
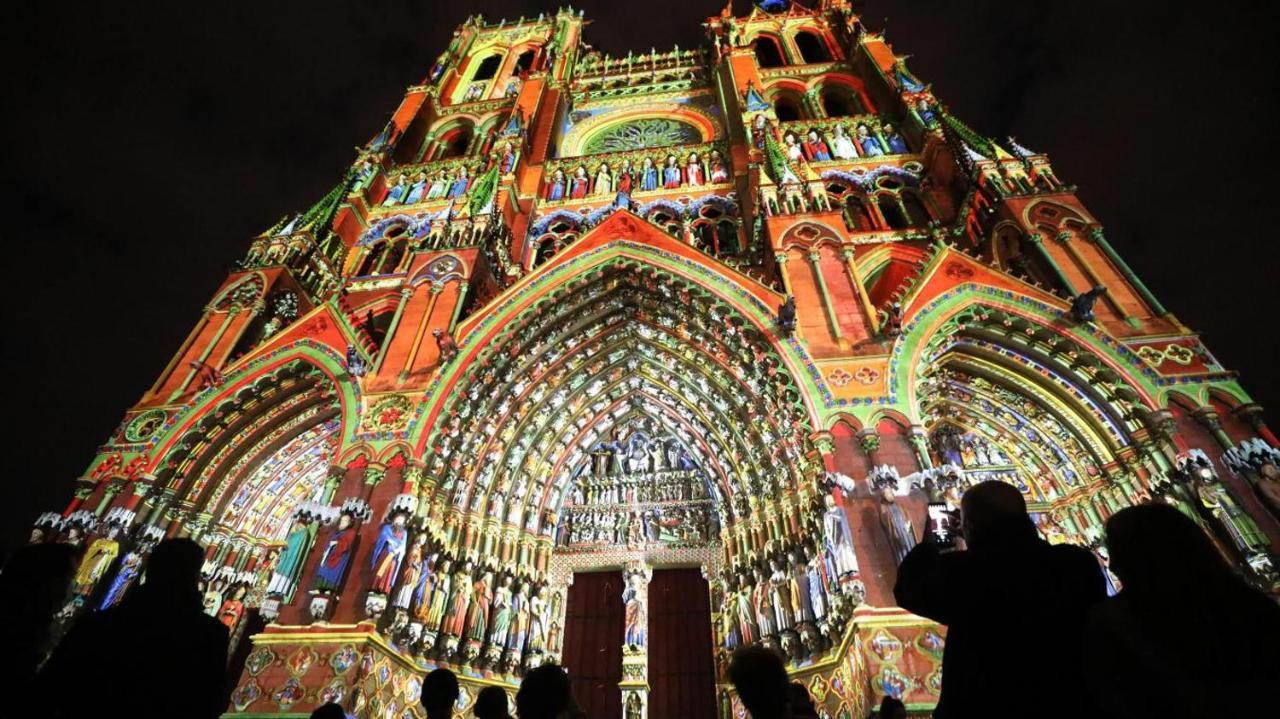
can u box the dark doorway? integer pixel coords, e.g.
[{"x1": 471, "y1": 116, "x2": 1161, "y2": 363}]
[
  {"x1": 561, "y1": 571, "x2": 625, "y2": 719},
  {"x1": 648, "y1": 568, "x2": 717, "y2": 719}
]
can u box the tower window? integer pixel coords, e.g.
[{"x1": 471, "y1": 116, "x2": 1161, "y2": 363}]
[
  {"x1": 821, "y1": 88, "x2": 865, "y2": 117},
  {"x1": 753, "y1": 37, "x2": 785, "y2": 68},
  {"x1": 473, "y1": 54, "x2": 502, "y2": 81},
  {"x1": 878, "y1": 197, "x2": 909, "y2": 230},
  {"x1": 437, "y1": 127, "x2": 473, "y2": 159},
  {"x1": 903, "y1": 193, "x2": 931, "y2": 226},
  {"x1": 795, "y1": 32, "x2": 831, "y2": 64},
  {"x1": 774, "y1": 97, "x2": 802, "y2": 122},
  {"x1": 515, "y1": 50, "x2": 536, "y2": 74}
]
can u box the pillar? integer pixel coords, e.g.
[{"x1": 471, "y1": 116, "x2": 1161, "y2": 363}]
[
  {"x1": 807, "y1": 249, "x2": 846, "y2": 349},
  {"x1": 908, "y1": 425, "x2": 934, "y2": 470},
  {"x1": 1086, "y1": 226, "x2": 1170, "y2": 316},
  {"x1": 172, "y1": 305, "x2": 241, "y2": 400},
  {"x1": 1236, "y1": 404, "x2": 1279, "y2": 447}
]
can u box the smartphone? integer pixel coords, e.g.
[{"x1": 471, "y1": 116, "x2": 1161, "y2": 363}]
[{"x1": 927, "y1": 503, "x2": 957, "y2": 549}]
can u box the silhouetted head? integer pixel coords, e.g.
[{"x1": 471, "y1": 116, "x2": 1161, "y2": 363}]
[
  {"x1": 309, "y1": 702, "x2": 347, "y2": 719},
  {"x1": 1105, "y1": 502, "x2": 1234, "y2": 600},
  {"x1": 0, "y1": 542, "x2": 76, "y2": 625},
  {"x1": 516, "y1": 663, "x2": 571, "y2": 719},
  {"x1": 728, "y1": 645, "x2": 789, "y2": 719},
  {"x1": 421, "y1": 668, "x2": 460, "y2": 719},
  {"x1": 960, "y1": 480, "x2": 1034, "y2": 547},
  {"x1": 879, "y1": 695, "x2": 907, "y2": 719},
  {"x1": 473, "y1": 685, "x2": 509, "y2": 719},
  {"x1": 138, "y1": 538, "x2": 205, "y2": 609},
  {"x1": 786, "y1": 681, "x2": 818, "y2": 717}
]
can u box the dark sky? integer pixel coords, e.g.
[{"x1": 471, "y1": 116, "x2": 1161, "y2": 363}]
[{"x1": 2, "y1": 1, "x2": 1276, "y2": 550}]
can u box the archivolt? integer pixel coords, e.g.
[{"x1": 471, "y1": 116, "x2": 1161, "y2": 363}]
[{"x1": 420, "y1": 260, "x2": 818, "y2": 541}]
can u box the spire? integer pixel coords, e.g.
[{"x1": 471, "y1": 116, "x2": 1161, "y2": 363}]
[
  {"x1": 744, "y1": 82, "x2": 770, "y2": 112},
  {"x1": 940, "y1": 113, "x2": 1017, "y2": 171},
  {"x1": 1006, "y1": 136, "x2": 1038, "y2": 159},
  {"x1": 365, "y1": 120, "x2": 396, "y2": 152},
  {"x1": 762, "y1": 126, "x2": 800, "y2": 185},
  {"x1": 468, "y1": 163, "x2": 501, "y2": 216},
  {"x1": 265, "y1": 169, "x2": 355, "y2": 237},
  {"x1": 893, "y1": 59, "x2": 926, "y2": 93}
]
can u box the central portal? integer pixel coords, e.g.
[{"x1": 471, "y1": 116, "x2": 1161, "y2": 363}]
[
  {"x1": 421, "y1": 260, "x2": 840, "y2": 718},
  {"x1": 551, "y1": 428, "x2": 724, "y2": 719}
]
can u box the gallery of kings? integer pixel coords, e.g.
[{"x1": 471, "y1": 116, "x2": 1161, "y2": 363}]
[{"x1": 28, "y1": 2, "x2": 1280, "y2": 717}]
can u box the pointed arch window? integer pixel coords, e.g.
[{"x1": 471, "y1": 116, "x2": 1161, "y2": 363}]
[
  {"x1": 473, "y1": 54, "x2": 502, "y2": 81},
  {"x1": 902, "y1": 192, "x2": 932, "y2": 226},
  {"x1": 773, "y1": 96, "x2": 803, "y2": 122},
  {"x1": 794, "y1": 32, "x2": 831, "y2": 64},
  {"x1": 358, "y1": 224, "x2": 410, "y2": 276},
  {"x1": 514, "y1": 49, "x2": 537, "y2": 74},
  {"x1": 690, "y1": 206, "x2": 741, "y2": 257},
  {"x1": 753, "y1": 37, "x2": 785, "y2": 68},
  {"x1": 821, "y1": 88, "x2": 866, "y2": 117},
  {"x1": 877, "y1": 195, "x2": 910, "y2": 230}
]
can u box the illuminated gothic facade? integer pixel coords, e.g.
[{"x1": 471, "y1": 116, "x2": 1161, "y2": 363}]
[{"x1": 37, "y1": 2, "x2": 1280, "y2": 717}]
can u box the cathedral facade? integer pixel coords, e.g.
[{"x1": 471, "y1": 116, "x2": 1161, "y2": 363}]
[{"x1": 37, "y1": 2, "x2": 1280, "y2": 717}]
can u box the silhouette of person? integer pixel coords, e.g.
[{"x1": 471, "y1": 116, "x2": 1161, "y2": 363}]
[
  {"x1": 728, "y1": 645, "x2": 790, "y2": 719},
  {"x1": 876, "y1": 695, "x2": 907, "y2": 719},
  {"x1": 893, "y1": 480, "x2": 1106, "y2": 719},
  {"x1": 310, "y1": 702, "x2": 348, "y2": 719},
  {"x1": 1085, "y1": 503, "x2": 1280, "y2": 718},
  {"x1": 516, "y1": 663, "x2": 573, "y2": 719},
  {"x1": 474, "y1": 684, "x2": 511, "y2": 719},
  {"x1": 0, "y1": 542, "x2": 76, "y2": 713},
  {"x1": 787, "y1": 681, "x2": 819, "y2": 717},
  {"x1": 421, "y1": 668, "x2": 460, "y2": 719},
  {"x1": 38, "y1": 538, "x2": 230, "y2": 719}
]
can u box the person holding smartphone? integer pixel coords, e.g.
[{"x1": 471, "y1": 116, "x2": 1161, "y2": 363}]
[{"x1": 894, "y1": 480, "x2": 1106, "y2": 719}]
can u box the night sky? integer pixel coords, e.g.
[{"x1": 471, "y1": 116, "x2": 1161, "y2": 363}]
[{"x1": 2, "y1": 1, "x2": 1276, "y2": 550}]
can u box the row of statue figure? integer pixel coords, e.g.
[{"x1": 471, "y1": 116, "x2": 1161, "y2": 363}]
[
  {"x1": 38, "y1": 514, "x2": 159, "y2": 626},
  {"x1": 557, "y1": 504, "x2": 718, "y2": 548},
  {"x1": 567, "y1": 469, "x2": 708, "y2": 506},
  {"x1": 781, "y1": 122, "x2": 911, "y2": 164},
  {"x1": 828, "y1": 465, "x2": 961, "y2": 571},
  {"x1": 200, "y1": 575, "x2": 251, "y2": 635},
  {"x1": 543, "y1": 149, "x2": 730, "y2": 201},
  {"x1": 1159, "y1": 450, "x2": 1277, "y2": 589},
  {"x1": 350, "y1": 512, "x2": 562, "y2": 672},
  {"x1": 1223, "y1": 437, "x2": 1280, "y2": 522},
  {"x1": 31, "y1": 508, "x2": 277, "y2": 648},
  {"x1": 377, "y1": 143, "x2": 517, "y2": 208},
  {"x1": 715, "y1": 538, "x2": 862, "y2": 663},
  {"x1": 577, "y1": 434, "x2": 699, "y2": 477}
]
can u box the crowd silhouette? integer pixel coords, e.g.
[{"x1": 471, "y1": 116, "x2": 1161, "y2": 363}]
[{"x1": 3, "y1": 478, "x2": 1279, "y2": 718}]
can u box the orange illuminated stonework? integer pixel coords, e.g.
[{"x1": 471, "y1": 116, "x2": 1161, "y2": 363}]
[{"x1": 38, "y1": 3, "x2": 1280, "y2": 717}]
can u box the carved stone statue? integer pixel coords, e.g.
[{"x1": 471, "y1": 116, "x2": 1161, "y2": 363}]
[
  {"x1": 777, "y1": 295, "x2": 797, "y2": 336},
  {"x1": 312, "y1": 512, "x2": 357, "y2": 594},
  {"x1": 875, "y1": 483, "x2": 917, "y2": 565},
  {"x1": 622, "y1": 571, "x2": 648, "y2": 648},
  {"x1": 369, "y1": 510, "x2": 409, "y2": 595},
  {"x1": 822, "y1": 494, "x2": 860, "y2": 578}
]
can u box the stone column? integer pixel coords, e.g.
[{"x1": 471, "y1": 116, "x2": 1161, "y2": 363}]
[
  {"x1": 908, "y1": 425, "x2": 934, "y2": 470},
  {"x1": 1236, "y1": 403, "x2": 1279, "y2": 447}
]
